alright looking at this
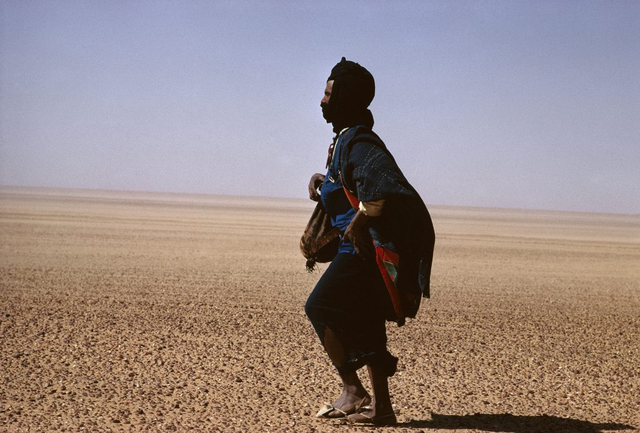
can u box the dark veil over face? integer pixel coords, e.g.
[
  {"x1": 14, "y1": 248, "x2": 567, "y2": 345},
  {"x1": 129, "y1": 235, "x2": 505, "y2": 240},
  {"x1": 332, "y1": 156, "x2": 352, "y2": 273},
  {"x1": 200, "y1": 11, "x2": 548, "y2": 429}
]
[{"x1": 322, "y1": 57, "x2": 375, "y2": 133}]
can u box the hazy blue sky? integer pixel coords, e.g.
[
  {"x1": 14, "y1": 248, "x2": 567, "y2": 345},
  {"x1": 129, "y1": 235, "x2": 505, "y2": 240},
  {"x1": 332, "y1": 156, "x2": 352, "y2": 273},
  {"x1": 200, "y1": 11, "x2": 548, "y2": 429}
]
[{"x1": 1, "y1": 1, "x2": 638, "y2": 214}]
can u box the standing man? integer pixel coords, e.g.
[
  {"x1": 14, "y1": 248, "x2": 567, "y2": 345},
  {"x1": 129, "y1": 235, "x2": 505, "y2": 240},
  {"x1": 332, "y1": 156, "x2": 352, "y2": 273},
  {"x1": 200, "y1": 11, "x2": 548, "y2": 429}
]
[{"x1": 305, "y1": 57, "x2": 435, "y2": 425}]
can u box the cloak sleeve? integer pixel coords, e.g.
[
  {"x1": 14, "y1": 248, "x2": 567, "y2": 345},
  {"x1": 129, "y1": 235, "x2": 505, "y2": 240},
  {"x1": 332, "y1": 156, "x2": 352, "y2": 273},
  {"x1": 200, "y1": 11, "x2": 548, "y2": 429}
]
[{"x1": 341, "y1": 130, "x2": 415, "y2": 204}]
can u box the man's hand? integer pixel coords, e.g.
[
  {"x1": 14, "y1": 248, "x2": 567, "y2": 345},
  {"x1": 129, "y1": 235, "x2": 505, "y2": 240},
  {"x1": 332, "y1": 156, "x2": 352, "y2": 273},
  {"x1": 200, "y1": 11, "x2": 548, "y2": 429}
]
[
  {"x1": 308, "y1": 173, "x2": 325, "y2": 201},
  {"x1": 343, "y1": 210, "x2": 374, "y2": 258}
]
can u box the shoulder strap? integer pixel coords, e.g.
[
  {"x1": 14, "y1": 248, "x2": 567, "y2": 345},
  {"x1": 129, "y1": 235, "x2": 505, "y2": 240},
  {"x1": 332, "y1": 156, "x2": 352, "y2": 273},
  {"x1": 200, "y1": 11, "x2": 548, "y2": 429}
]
[{"x1": 341, "y1": 178, "x2": 360, "y2": 210}]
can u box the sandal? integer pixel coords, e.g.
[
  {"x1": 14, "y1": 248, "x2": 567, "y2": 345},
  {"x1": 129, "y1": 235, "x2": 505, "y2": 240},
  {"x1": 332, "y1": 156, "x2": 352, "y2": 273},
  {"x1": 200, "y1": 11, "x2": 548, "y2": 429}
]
[
  {"x1": 347, "y1": 409, "x2": 397, "y2": 426},
  {"x1": 315, "y1": 394, "x2": 371, "y2": 419}
]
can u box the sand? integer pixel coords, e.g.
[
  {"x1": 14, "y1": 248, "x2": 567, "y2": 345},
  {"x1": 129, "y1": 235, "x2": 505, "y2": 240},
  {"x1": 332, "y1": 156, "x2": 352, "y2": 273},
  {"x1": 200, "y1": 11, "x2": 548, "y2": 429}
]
[{"x1": 1, "y1": 186, "x2": 638, "y2": 432}]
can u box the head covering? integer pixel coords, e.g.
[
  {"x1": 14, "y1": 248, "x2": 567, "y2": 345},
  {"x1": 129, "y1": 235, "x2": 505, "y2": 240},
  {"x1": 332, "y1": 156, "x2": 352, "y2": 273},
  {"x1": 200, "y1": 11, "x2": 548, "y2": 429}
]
[{"x1": 322, "y1": 57, "x2": 375, "y2": 133}]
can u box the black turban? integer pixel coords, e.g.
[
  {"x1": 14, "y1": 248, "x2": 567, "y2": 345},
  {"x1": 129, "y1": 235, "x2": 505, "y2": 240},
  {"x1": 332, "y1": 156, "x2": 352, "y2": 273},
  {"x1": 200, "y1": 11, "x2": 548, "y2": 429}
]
[{"x1": 323, "y1": 57, "x2": 375, "y2": 133}]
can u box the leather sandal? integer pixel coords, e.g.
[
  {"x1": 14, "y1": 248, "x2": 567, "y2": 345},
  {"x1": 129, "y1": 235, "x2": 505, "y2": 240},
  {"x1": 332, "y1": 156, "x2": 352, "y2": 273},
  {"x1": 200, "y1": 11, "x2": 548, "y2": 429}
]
[
  {"x1": 315, "y1": 394, "x2": 371, "y2": 419},
  {"x1": 347, "y1": 410, "x2": 397, "y2": 426}
]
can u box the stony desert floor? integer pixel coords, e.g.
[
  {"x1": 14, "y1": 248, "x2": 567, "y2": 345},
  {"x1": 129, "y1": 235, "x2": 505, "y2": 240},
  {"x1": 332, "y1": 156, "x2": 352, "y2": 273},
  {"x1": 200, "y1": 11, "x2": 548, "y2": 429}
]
[{"x1": 1, "y1": 187, "x2": 638, "y2": 432}]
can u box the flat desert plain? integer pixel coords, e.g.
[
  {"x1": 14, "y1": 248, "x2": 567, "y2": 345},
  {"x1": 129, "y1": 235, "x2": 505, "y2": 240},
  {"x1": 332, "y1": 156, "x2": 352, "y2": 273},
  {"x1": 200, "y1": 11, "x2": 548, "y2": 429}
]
[{"x1": 1, "y1": 187, "x2": 638, "y2": 433}]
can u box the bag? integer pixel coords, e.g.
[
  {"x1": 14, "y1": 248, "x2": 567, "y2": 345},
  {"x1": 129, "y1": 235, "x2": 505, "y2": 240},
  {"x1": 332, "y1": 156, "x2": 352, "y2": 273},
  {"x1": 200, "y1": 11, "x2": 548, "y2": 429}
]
[{"x1": 300, "y1": 202, "x2": 340, "y2": 272}]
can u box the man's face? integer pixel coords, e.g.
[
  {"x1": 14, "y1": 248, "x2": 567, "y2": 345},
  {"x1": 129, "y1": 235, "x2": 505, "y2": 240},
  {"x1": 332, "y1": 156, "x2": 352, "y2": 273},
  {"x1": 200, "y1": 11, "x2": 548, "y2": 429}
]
[{"x1": 321, "y1": 80, "x2": 334, "y2": 123}]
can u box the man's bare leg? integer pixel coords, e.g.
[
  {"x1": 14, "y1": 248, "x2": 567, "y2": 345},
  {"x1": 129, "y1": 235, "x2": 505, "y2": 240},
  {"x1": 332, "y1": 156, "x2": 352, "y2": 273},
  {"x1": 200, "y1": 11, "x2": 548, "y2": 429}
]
[
  {"x1": 318, "y1": 327, "x2": 370, "y2": 417},
  {"x1": 366, "y1": 364, "x2": 395, "y2": 417},
  {"x1": 346, "y1": 363, "x2": 396, "y2": 425}
]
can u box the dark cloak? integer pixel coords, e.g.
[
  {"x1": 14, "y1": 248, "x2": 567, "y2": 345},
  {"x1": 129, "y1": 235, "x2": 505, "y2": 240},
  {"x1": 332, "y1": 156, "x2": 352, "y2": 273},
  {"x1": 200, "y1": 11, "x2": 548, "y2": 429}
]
[{"x1": 338, "y1": 126, "x2": 436, "y2": 311}]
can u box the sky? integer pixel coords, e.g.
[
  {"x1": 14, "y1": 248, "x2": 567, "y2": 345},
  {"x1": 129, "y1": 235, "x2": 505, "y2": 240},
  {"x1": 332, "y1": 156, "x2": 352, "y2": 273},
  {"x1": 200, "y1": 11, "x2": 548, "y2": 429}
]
[{"x1": 1, "y1": 0, "x2": 639, "y2": 214}]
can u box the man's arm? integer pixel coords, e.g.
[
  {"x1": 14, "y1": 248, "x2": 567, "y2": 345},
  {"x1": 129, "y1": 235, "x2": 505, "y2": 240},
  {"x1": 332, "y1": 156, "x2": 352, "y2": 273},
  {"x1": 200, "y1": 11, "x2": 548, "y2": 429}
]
[
  {"x1": 343, "y1": 209, "x2": 374, "y2": 257},
  {"x1": 308, "y1": 173, "x2": 325, "y2": 201}
]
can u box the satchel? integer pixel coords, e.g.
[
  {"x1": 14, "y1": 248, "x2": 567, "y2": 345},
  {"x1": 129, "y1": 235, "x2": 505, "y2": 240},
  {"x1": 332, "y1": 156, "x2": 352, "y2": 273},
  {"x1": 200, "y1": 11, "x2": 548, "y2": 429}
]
[{"x1": 300, "y1": 202, "x2": 340, "y2": 272}]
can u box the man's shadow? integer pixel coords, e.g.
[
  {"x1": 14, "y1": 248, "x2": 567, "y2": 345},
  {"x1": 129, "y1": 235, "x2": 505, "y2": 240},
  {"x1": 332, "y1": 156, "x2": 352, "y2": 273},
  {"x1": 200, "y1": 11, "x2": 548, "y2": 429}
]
[{"x1": 400, "y1": 412, "x2": 635, "y2": 433}]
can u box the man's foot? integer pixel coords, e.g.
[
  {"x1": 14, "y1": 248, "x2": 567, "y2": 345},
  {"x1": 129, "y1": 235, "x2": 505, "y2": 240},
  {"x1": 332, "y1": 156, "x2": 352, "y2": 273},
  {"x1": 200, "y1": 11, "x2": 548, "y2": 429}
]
[
  {"x1": 315, "y1": 394, "x2": 371, "y2": 419},
  {"x1": 347, "y1": 408, "x2": 397, "y2": 426}
]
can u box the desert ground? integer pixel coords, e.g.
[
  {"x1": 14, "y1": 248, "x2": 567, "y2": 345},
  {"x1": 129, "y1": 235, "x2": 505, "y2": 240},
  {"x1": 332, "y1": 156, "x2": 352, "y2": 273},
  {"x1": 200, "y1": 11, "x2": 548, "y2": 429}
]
[{"x1": 0, "y1": 186, "x2": 638, "y2": 432}]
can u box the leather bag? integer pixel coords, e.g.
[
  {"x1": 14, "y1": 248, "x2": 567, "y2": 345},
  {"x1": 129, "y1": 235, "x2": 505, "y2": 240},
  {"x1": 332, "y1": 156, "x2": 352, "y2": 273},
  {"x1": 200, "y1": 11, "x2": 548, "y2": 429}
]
[{"x1": 300, "y1": 202, "x2": 340, "y2": 272}]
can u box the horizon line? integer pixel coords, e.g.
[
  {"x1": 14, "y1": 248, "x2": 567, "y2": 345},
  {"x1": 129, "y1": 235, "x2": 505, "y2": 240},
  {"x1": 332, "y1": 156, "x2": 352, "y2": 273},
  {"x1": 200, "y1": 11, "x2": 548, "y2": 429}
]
[{"x1": 1, "y1": 184, "x2": 638, "y2": 218}]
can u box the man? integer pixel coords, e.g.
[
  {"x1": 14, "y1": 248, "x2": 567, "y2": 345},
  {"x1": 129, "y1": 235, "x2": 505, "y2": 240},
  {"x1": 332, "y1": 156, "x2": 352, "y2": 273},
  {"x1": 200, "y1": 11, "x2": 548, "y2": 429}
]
[{"x1": 305, "y1": 58, "x2": 435, "y2": 425}]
